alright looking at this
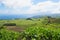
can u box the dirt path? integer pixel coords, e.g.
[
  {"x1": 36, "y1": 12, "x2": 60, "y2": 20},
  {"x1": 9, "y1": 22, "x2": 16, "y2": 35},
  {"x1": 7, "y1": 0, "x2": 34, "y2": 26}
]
[{"x1": 6, "y1": 26, "x2": 24, "y2": 32}]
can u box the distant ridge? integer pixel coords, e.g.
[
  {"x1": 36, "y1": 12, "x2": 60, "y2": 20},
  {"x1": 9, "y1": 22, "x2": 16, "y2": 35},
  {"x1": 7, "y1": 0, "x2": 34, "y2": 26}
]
[
  {"x1": 31, "y1": 14, "x2": 60, "y2": 18},
  {"x1": 0, "y1": 14, "x2": 28, "y2": 20},
  {"x1": 0, "y1": 14, "x2": 60, "y2": 20}
]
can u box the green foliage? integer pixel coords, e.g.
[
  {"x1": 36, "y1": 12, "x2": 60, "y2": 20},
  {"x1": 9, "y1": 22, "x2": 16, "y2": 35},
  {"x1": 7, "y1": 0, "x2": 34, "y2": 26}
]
[
  {"x1": 21, "y1": 26, "x2": 60, "y2": 40},
  {"x1": 26, "y1": 18, "x2": 32, "y2": 20},
  {"x1": 0, "y1": 18, "x2": 60, "y2": 40},
  {"x1": 0, "y1": 29, "x2": 20, "y2": 40}
]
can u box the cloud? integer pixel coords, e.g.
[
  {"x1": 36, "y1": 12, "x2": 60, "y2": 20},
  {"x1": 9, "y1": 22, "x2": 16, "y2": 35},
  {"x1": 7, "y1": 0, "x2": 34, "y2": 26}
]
[
  {"x1": 27, "y1": 1, "x2": 60, "y2": 14},
  {"x1": 0, "y1": 0, "x2": 32, "y2": 14},
  {"x1": 0, "y1": 0, "x2": 60, "y2": 14},
  {"x1": 2, "y1": 0, "x2": 32, "y2": 8},
  {"x1": 0, "y1": 10, "x2": 8, "y2": 13}
]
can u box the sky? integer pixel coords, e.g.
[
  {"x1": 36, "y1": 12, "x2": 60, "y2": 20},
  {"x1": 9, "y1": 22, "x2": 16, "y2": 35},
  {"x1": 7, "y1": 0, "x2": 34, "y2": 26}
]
[{"x1": 0, "y1": 0, "x2": 60, "y2": 15}]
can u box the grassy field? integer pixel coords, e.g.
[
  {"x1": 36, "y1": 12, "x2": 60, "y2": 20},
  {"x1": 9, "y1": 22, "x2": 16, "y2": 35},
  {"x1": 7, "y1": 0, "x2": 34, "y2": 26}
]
[{"x1": 0, "y1": 17, "x2": 60, "y2": 40}]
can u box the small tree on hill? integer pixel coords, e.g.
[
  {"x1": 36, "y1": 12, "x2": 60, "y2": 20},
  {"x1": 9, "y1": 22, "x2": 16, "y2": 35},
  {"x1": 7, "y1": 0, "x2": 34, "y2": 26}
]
[{"x1": 26, "y1": 18, "x2": 32, "y2": 20}]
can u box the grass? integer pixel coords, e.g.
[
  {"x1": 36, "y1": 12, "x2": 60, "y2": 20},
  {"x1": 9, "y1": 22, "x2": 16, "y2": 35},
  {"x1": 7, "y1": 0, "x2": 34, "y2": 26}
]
[{"x1": 0, "y1": 18, "x2": 60, "y2": 40}]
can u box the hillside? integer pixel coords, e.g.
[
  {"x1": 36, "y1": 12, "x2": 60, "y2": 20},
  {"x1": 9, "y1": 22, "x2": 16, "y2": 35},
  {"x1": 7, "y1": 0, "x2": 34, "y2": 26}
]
[
  {"x1": 31, "y1": 14, "x2": 60, "y2": 18},
  {"x1": 0, "y1": 16, "x2": 60, "y2": 40}
]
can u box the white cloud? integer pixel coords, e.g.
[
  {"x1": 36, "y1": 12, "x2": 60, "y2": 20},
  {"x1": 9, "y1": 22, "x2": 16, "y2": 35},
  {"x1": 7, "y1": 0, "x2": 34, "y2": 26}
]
[
  {"x1": 27, "y1": 1, "x2": 60, "y2": 14},
  {"x1": 0, "y1": 10, "x2": 8, "y2": 13},
  {"x1": 2, "y1": 0, "x2": 32, "y2": 8},
  {"x1": 0, "y1": 0, "x2": 60, "y2": 14}
]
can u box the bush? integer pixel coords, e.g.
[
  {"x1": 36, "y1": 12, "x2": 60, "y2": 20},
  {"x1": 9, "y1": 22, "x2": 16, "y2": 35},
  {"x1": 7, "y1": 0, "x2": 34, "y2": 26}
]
[
  {"x1": 26, "y1": 18, "x2": 32, "y2": 20},
  {"x1": 0, "y1": 29, "x2": 20, "y2": 40},
  {"x1": 21, "y1": 26, "x2": 60, "y2": 40},
  {"x1": 3, "y1": 23, "x2": 16, "y2": 26}
]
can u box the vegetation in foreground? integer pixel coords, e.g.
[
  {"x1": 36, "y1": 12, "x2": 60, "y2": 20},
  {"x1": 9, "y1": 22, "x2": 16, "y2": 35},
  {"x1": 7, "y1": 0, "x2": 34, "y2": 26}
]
[{"x1": 0, "y1": 17, "x2": 60, "y2": 40}]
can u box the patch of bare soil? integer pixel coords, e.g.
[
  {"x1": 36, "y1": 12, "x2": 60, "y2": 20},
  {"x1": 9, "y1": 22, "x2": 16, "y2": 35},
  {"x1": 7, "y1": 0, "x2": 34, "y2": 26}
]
[{"x1": 6, "y1": 26, "x2": 24, "y2": 32}]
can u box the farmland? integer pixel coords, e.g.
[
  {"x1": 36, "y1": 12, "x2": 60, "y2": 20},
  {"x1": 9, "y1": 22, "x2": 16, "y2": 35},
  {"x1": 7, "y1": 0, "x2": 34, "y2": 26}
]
[{"x1": 0, "y1": 17, "x2": 60, "y2": 40}]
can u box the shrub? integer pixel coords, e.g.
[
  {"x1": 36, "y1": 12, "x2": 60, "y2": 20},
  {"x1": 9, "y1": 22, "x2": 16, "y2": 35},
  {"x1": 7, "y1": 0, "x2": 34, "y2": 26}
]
[
  {"x1": 21, "y1": 26, "x2": 60, "y2": 40},
  {"x1": 0, "y1": 29, "x2": 20, "y2": 40},
  {"x1": 26, "y1": 18, "x2": 32, "y2": 20},
  {"x1": 3, "y1": 23, "x2": 16, "y2": 26}
]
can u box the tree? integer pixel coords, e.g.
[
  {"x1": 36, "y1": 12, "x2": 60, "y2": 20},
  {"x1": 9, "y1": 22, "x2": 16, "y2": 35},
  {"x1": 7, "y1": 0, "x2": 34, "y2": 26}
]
[{"x1": 26, "y1": 18, "x2": 32, "y2": 20}]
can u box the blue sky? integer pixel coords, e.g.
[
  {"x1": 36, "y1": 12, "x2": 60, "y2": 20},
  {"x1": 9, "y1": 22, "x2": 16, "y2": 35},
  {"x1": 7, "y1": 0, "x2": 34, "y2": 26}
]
[
  {"x1": 0, "y1": 0, "x2": 60, "y2": 15},
  {"x1": 33, "y1": 0, "x2": 60, "y2": 4}
]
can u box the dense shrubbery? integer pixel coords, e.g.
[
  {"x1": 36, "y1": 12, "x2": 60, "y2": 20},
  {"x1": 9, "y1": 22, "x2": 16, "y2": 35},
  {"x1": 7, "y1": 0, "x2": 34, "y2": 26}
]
[
  {"x1": 21, "y1": 26, "x2": 60, "y2": 40},
  {"x1": 0, "y1": 28, "x2": 20, "y2": 40}
]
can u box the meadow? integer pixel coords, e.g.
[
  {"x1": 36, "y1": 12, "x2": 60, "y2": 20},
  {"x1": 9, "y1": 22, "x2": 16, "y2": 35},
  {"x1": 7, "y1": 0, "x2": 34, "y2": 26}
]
[{"x1": 0, "y1": 17, "x2": 60, "y2": 40}]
